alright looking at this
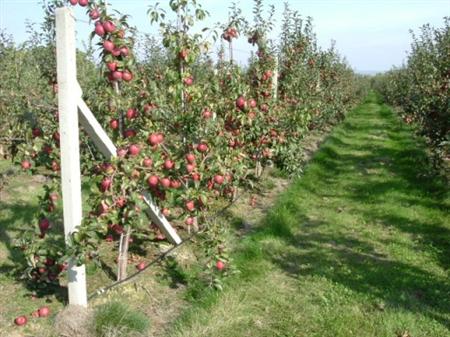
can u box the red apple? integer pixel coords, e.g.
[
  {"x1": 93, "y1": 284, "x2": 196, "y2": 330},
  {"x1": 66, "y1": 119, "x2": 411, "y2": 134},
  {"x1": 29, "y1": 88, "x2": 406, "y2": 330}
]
[
  {"x1": 112, "y1": 224, "x2": 124, "y2": 235},
  {"x1": 186, "y1": 153, "x2": 195, "y2": 163},
  {"x1": 78, "y1": 0, "x2": 88, "y2": 6},
  {"x1": 115, "y1": 197, "x2": 126, "y2": 208},
  {"x1": 112, "y1": 48, "x2": 121, "y2": 57},
  {"x1": 202, "y1": 108, "x2": 212, "y2": 119},
  {"x1": 45, "y1": 258, "x2": 55, "y2": 266},
  {"x1": 216, "y1": 260, "x2": 225, "y2": 271},
  {"x1": 148, "y1": 133, "x2": 158, "y2": 145},
  {"x1": 162, "y1": 208, "x2": 170, "y2": 216},
  {"x1": 49, "y1": 193, "x2": 58, "y2": 202},
  {"x1": 109, "y1": 118, "x2": 119, "y2": 130},
  {"x1": 136, "y1": 262, "x2": 146, "y2": 271},
  {"x1": 94, "y1": 22, "x2": 105, "y2": 36},
  {"x1": 126, "y1": 108, "x2": 137, "y2": 120},
  {"x1": 128, "y1": 144, "x2": 140, "y2": 156},
  {"x1": 236, "y1": 96, "x2": 246, "y2": 110},
  {"x1": 32, "y1": 128, "x2": 42, "y2": 138},
  {"x1": 160, "y1": 177, "x2": 171, "y2": 188},
  {"x1": 163, "y1": 160, "x2": 174, "y2": 170},
  {"x1": 150, "y1": 133, "x2": 164, "y2": 145},
  {"x1": 183, "y1": 76, "x2": 193, "y2": 86},
  {"x1": 214, "y1": 175, "x2": 224, "y2": 185},
  {"x1": 107, "y1": 62, "x2": 117, "y2": 72},
  {"x1": 185, "y1": 200, "x2": 195, "y2": 212},
  {"x1": 248, "y1": 98, "x2": 257, "y2": 108},
  {"x1": 123, "y1": 129, "x2": 136, "y2": 138},
  {"x1": 100, "y1": 177, "x2": 112, "y2": 192},
  {"x1": 39, "y1": 218, "x2": 50, "y2": 232},
  {"x1": 52, "y1": 131, "x2": 60, "y2": 142},
  {"x1": 51, "y1": 160, "x2": 60, "y2": 172},
  {"x1": 117, "y1": 148, "x2": 127, "y2": 157},
  {"x1": 38, "y1": 306, "x2": 50, "y2": 317},
  {"x1": 105, "y1": 234, "x2": 113, "y2": 242},
  {"x1": 197, "y1": 143, "x2": 208, "y2": 153},
  {"x1": 103, "y1": 21, "x2": 116, "y2": 33},
  {"x1": 147, "y1": 175, "x2": 159, "y2": 188},
  {"x1": 14, "y1": 316, "x2": 27, "y2": 326},
  {"x1": 58, "y1": 262, "x2": 68, "y2": 273},
  {"x1": 186, "y1": 164, "x2": 195, "y2": 173},
  {"x1": 42, "y1": 144, "x2": 52, "y2": 155},
  {"x1": 185, "y1": 217, "x2": 194, "y2": 226},
  {"x1": 155, "y1": 233, "x2": 165, "y2": 241},
  {"x1": 112, "y1": 71, "x2": 123, "y2": 81},
  {"x1": 143, "y1": 158, "x2": 153, "y2": 167},
  {"x1": 89, "y1": 8, "x2": 100, "y2": 20},
  {"x1": 120, "y1": 46, "x2": 129, "y2": 57},
  {"x1": 103, "y1": 40, "x2": 115, "y2": 52},
  {"x1": 170, "y1": 180, "x2": 181, "y2": 189},
  {"x1": 69, "y1": 0, "x2": 78, "y2": 5},
  {"x1": 122, "y1": 71, "x2": 133, "y2": 82},
  {"x1": 21, "y1": 160, "x2": 31, "y2": 170}
]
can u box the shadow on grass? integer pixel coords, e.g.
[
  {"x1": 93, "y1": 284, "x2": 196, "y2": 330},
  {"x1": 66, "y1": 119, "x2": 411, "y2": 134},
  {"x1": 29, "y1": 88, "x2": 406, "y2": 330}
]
[
  {"x1": 0, "y1": 202, "x2": 39, "y2": 270},
  {"x1": 0, "y1": 201, "x2": 70, "y2": 303}
]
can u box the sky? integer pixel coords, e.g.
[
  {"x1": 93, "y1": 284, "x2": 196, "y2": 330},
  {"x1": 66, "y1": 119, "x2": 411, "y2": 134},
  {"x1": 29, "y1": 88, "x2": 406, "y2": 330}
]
[{"x1": 0, "y1": 0, "x2": 449, "y2": 73}]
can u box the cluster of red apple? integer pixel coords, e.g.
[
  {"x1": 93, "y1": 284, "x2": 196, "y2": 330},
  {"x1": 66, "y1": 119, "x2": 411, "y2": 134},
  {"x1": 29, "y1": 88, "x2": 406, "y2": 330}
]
[
  {"x1": 69, "y1": 0, "x2": 88, "y2": 6},
  {"x1": 14, "y1": 306, "x2": 51, "y2": 327},
  {"x1": 68, "y1": 0, "x2": 134, "y2": 83},
  {"x1": 222, "y1": 27, "x2": 238, "y2": 42},
  {"x1": 21, "y1": 121, "x2": 62, "y2": 174}
]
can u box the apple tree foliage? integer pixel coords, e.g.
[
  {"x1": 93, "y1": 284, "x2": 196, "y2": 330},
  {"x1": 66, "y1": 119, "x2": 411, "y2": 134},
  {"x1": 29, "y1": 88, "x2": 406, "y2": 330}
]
[{"x1": 1, "y1": 0, "x2": 368, "y2": 292}]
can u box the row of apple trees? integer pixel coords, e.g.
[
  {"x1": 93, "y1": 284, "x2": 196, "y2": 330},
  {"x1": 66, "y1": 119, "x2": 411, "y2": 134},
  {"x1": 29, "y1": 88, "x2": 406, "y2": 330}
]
[
  {"x1": 373, "y1": 18, "x2": 449, "y2": 169},
  {"x1": 2, "y1": 0, "x2": 368, "y2": 292}
]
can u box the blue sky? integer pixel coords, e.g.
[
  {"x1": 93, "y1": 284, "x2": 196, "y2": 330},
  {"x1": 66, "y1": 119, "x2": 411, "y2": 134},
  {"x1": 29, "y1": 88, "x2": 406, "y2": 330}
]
[{"x1": 0, "y1": 0, "x2": 448, "y2": 72}]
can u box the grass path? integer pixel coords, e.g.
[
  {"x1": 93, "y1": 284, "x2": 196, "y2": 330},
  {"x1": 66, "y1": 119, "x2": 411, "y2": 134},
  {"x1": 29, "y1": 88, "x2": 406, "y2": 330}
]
[{"x1": 167, "y1": 93, "x2": 450, "y2": 337}]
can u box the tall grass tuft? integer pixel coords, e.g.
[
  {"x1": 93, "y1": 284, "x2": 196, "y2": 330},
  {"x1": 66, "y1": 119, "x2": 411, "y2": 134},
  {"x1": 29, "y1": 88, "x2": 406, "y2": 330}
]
[{"x1": 93, "y1": 301, "x2": 149, "y2": 337}]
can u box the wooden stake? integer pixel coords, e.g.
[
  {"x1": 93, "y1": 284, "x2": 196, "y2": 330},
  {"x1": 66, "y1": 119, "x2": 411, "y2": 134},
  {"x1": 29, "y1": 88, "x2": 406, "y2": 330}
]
[{"x1": 55, "y1": 7, "x2": 87, "y2": 307}]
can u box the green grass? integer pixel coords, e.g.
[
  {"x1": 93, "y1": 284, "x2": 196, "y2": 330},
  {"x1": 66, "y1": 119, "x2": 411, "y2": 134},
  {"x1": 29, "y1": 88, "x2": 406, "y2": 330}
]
[
  {"x1": 94, "y1": 301, "x2": 150, "y2": 337},
  {"x1": 166, "y1": 93, "x2": 450, "y2": 337},
  {"x1": 0, "y1": 165, "x2": 61, "y2": 336}
]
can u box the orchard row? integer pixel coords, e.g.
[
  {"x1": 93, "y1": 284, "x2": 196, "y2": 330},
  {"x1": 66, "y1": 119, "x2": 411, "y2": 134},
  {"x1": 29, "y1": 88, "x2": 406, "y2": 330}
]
[
  {"x1": 0, "y1": 0, "x2": 367, "y2": 292},
  {"x1": 373, "y1": 18, "x2": 449, "y2": 167}
]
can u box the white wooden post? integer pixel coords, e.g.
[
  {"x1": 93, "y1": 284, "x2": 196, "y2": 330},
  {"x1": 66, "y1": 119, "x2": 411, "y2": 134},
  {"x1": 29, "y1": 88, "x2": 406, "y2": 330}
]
[
  {"x1": 273, "y1": 57, "x2": 278, "y2": 101},
  {"x1": 56, "y1": 7, "x2": 87, "y2": 307}
]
